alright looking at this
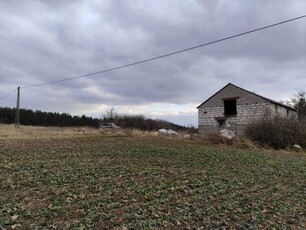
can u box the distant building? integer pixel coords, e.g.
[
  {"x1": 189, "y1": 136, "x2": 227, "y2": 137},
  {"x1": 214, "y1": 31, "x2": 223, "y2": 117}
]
[{"x1": 197, "y1": 83, "x2": 297, "y2": 135}]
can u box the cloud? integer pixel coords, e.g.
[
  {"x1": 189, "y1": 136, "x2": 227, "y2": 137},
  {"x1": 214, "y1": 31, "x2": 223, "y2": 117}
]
[{"x1": 0, "y1": 0, "x2": 306, "y2": 126}]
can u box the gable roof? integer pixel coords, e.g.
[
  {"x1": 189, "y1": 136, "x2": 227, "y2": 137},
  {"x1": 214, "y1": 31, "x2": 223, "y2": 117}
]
[{"x1": 197, "y1": 83, "x2": 296, "y2": 111}]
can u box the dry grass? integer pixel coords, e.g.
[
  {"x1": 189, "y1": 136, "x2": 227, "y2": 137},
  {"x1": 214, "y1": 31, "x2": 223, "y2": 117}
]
[
  {"x1": 200, "y1": 133, "x2": 258, "y2": 150},
  {"x1": 0, "y1": 125, "x2": 266, "y2": 152},
  {"x1": 0, "y1": 124, "x2": 99, "y2": 140},
  {"x1": 0, "y1": 125, "x2": 162, "y2": 141},
  {"x1": 99, "y1": 128, "x2": 154, "y2": 137},
  {"x1": 0, "y1": 124, "x2": 295, "y2": 154}
]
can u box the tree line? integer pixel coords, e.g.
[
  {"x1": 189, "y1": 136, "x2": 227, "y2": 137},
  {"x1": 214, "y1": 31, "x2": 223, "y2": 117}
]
[
  {"x1": 0, "y1": 106, "x2": 196, "y2": 132},
  {"x1": 0, "y1": 107, "x2": 100, "y2": 128}
]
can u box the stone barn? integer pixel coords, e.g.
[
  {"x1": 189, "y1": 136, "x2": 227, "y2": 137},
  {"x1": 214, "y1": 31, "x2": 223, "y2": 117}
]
[{"x1": 197, "y1": 83, "x2": 297, "y2": 135}]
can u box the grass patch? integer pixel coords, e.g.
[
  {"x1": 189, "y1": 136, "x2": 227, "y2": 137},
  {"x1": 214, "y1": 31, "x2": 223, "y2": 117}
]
[
  {"x1": 0, "y1": 135, "x2": 305, "y2": 228},
  {"x1": 0, "y1": 124, "x2": 99, "y2": 140}
]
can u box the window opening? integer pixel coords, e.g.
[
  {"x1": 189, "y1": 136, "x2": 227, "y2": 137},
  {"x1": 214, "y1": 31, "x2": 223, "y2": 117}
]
[{"x1": 224, "y1": 99, "x2": 237, "y2": 116}]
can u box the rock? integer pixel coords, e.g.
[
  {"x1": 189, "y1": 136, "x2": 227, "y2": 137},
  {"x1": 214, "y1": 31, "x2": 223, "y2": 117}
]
[
  {"x1": 292, "y1": 144, "x2": 302, "y2": 152},
  {"x1": 158, "y1": 129, "x2": 167, "y2": 134},
  {"x1": 158, "y1": 129, "x2": 178, "y2": 135},
  {"x1": 220, "y1": 129, "x2": 235, "y2": 139},
  {"x1": 167, "y1": 129, "x2": 178, "y2": 135},
  {"x1": 183, "y1": 134, "x2": 190, "y2": 138}
]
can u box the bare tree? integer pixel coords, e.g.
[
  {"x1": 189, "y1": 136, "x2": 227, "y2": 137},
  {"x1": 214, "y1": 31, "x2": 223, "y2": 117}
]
[
  {"x1": 291, "y1": 90, "x2": 306, "y2": 122},
  {"x1": 101, "y1": 108, "x2": 118, "y2": 122}
]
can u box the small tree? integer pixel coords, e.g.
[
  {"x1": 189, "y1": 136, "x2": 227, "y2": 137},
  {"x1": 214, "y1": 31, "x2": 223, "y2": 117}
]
[
  {"x1": 101, "y1": 108, "x2": 118, "y2": 122},
  {"x1": 291, "y1": 90, "x2": 306, "y2": 122}
]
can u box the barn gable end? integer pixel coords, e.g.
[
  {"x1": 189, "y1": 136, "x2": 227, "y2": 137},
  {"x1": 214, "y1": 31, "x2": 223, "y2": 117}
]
[{"x1": 197, "y1": 83, "x2": 297, "y2": 135}]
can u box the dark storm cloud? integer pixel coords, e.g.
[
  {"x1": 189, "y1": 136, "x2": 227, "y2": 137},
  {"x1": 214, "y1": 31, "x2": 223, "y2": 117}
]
[{"x1": 0, "y1": 0, "x2": 305, "y2": 125}]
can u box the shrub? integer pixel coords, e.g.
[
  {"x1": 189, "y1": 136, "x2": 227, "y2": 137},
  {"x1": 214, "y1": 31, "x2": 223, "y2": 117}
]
[
  {"x1": 101, "y1": 111, "x2": 197, "y2": 133},
  {"x1": 245, "y1": 117, "x2": 306, "y2": 149}
]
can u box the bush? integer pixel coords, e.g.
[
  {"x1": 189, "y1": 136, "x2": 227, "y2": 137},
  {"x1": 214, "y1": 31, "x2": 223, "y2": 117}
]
[{"x1": 245, "y1": 117, "x2": 306, "y2": 149}]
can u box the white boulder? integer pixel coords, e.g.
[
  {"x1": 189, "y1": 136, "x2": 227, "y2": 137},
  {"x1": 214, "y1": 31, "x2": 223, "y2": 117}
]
[
  {"x1": 158, "y1": 129, "x2": 178, "y2": 135},
  {"x1": 220, "y1": 129, "x2": 235, "y2": 139},
  {"x1": 292, "y1": 144, "x2": 302, "y2": 152}
]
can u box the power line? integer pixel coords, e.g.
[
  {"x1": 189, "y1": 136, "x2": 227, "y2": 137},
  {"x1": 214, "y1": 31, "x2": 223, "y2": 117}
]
[
  {"x1": 10, "y1": 14, "x2": 306, "y2": 90},
  {"x1": 0, "y1": 89, "x2": 17, "y2": 101}
]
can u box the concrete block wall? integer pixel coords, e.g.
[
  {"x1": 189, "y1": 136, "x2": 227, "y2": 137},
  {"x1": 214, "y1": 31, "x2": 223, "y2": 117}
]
[
  {"x1": 201, "y1": 84, "x2": 267, "y2": 108},
  {"x1": 198, "y1": 102, "x2": 273, "y2": 135},
  {"x1": 271, "y1": 104, "x2": 298, "y2": 119},
  {"x1": 198, "y1": 106, "x2": 223, "y2": 135}
]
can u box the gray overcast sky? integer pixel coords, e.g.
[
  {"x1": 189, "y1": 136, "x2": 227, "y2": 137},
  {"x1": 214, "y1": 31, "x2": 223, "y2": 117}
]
[{"x1": 0, "y1": 0, "x2": 305, "y2": 126}]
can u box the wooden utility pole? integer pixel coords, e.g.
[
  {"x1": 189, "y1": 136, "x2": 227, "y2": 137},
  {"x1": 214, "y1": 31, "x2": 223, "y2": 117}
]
[{"x1": 15, "y1": 86, "x2": 20, "y2": 128}]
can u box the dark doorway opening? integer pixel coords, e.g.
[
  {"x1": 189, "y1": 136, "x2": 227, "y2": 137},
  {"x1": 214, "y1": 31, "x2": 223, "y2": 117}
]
[{"x1": 224, "y1": 99, "x2": 237, "y2": 116}]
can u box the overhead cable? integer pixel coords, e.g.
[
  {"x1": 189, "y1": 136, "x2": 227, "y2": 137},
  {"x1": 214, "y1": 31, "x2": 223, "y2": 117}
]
[
  {"x1": 0, "y1": 89, "x2": 17, "y2": 101},
  {"x1": 10, "y1": 14, "x2": 306, "y2": 89}
]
